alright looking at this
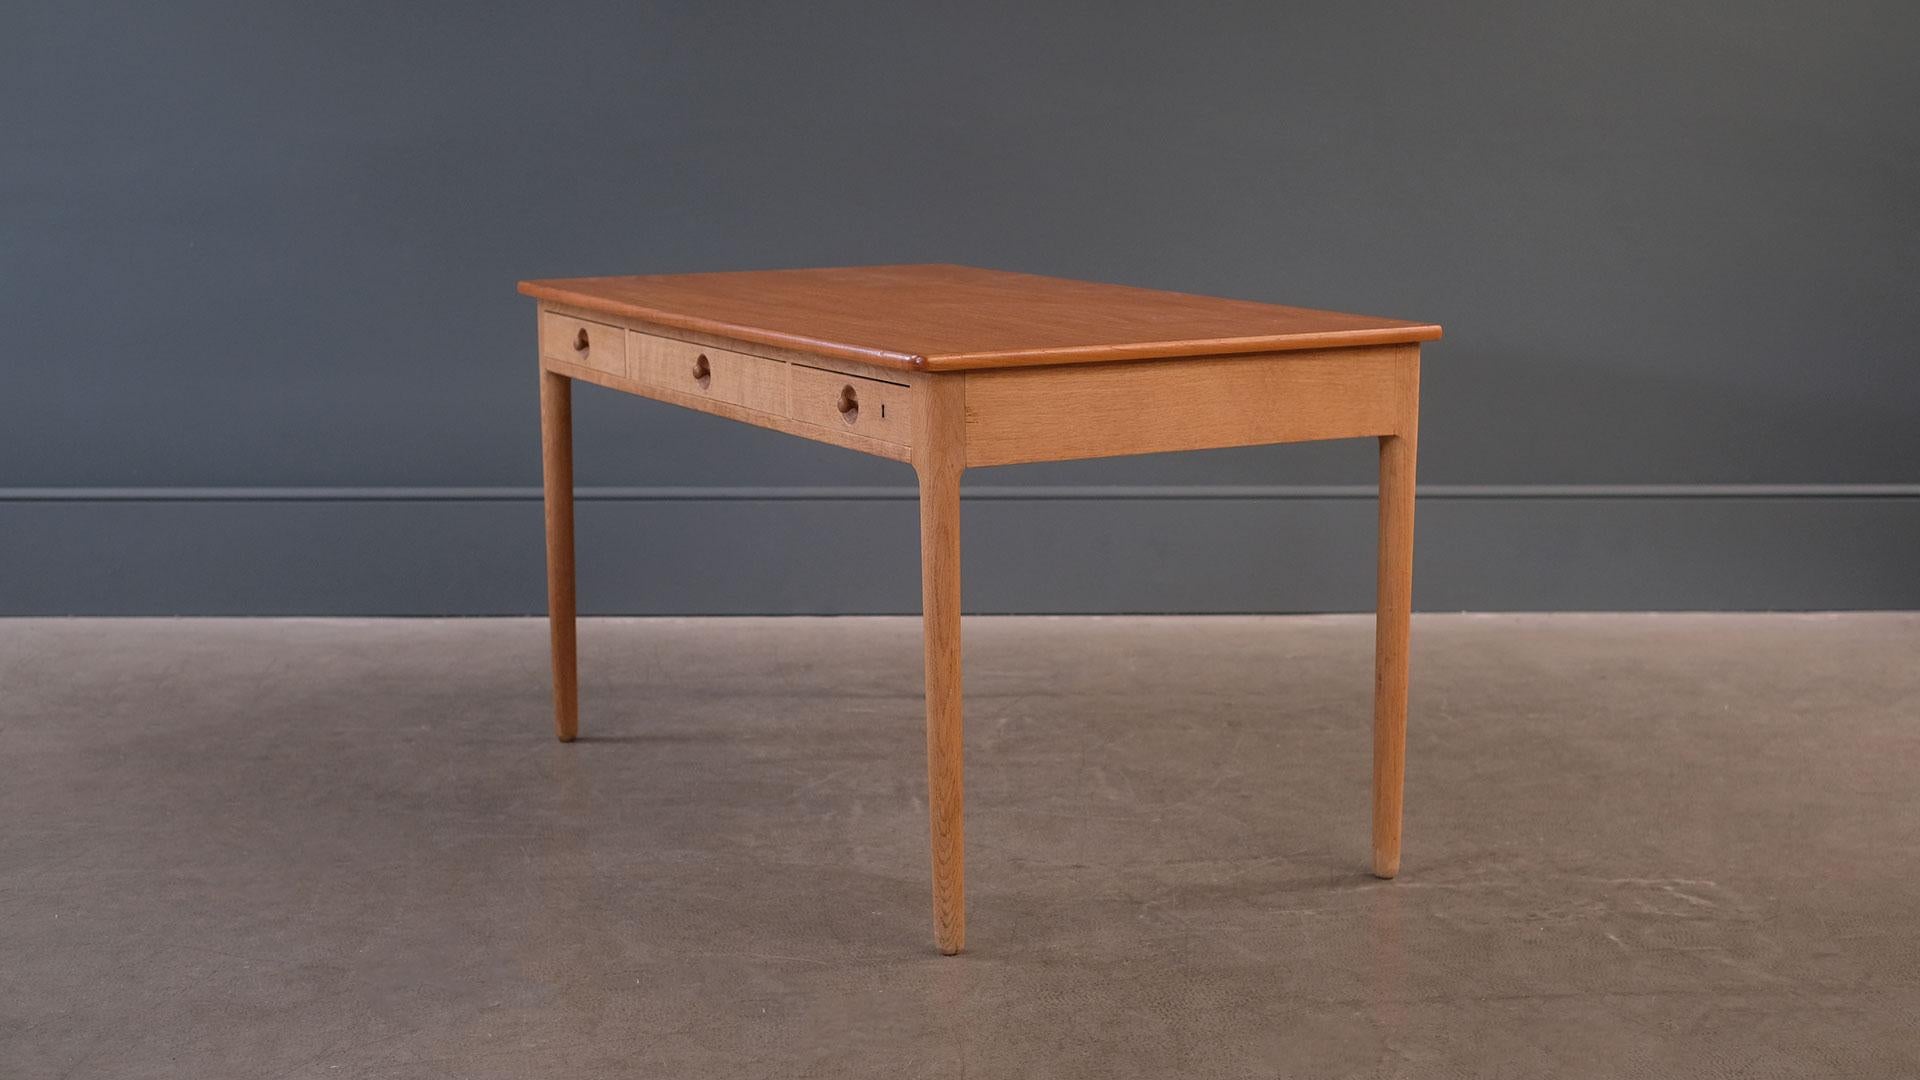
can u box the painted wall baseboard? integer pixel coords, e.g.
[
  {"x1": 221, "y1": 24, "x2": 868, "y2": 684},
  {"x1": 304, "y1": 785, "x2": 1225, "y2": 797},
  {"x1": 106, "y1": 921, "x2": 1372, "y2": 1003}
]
[{"x1": 3, "y1": 486, "x2": 1915, "y2": 614}]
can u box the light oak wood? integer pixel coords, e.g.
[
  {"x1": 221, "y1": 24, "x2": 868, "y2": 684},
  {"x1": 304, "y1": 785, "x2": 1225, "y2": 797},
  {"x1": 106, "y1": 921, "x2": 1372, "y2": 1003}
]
[
  {"x1": 526, "y1": 266, "x2": 1436, "y2": 953},
  {"x1": 544, "y1": 356, "x2": 913, "y2": 463},
  {"x1": 789, "y1": 364, "x2": 913, "y2": 446},
  {"x1": 521, "y1": 264, "x2": 1440, "y2": 372},
  {"x1": 540, "y1": 369, "x2": 579, "y2": 743},
  {"x1": 1372, "y1": 390, "x2": 1419, "y2": 878},
  {"x1": 539, "y1": 310, "x2": 627, "y2": 379},
  {"x1": 631, "y1": 331, "x2": 788, "y2": 415},
  {"x1": 913, "y1": 374, "x2": 968, "y2": 955},
  {"x1": 963, "y1": 345, "x2": 1416, "y2": 467}
]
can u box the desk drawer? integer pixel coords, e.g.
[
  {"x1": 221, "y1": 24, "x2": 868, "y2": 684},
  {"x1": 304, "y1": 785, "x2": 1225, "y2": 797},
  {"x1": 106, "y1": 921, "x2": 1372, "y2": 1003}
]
[
  {"x1": 632, "y1": 333, "x2": 787, "y2": 414},
  {"x1": 789, "y1": 364, "x2": 912, "y2": 444},
  {"x1": 540, "y1": 311, "x2": 627, "y2": 378}
]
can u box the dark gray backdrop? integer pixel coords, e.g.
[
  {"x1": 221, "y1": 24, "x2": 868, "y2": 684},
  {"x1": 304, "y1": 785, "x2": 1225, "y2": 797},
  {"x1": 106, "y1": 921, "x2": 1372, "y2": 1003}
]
[{"x1": 5, "y1": 1, "x2": 1917, "y2": 614}]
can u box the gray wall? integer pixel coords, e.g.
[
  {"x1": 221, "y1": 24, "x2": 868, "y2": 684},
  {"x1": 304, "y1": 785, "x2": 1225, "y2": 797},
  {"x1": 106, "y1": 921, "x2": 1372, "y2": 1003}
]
[{"x1": 5, "y1": 2, "x2": 1917, "y2": 614}]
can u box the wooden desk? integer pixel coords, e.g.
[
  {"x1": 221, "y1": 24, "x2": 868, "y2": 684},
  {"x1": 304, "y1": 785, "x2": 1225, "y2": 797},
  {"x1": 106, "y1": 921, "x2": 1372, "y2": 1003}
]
[{"x1": 519, "y1": 264, "x2": 1441, "y2": 954}]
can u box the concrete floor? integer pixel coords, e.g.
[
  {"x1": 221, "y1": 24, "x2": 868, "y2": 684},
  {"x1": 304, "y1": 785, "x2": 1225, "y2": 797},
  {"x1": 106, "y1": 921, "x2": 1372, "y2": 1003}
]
[{"x1": 2, "y1": 614, "x2": 1917, "y2": 1078}]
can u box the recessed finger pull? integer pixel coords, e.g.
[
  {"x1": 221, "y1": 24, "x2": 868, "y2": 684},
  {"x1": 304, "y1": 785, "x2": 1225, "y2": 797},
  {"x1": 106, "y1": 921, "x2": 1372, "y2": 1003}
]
[
  {"x1": 837, "y1": 384, "x2": 859, "y2": 424},
  {"x1": 692, "y1": 353, "x2": 712, "y2": 389},
  {"x1": 541, "y1": 314, "x2": 626, "y2": 375}
]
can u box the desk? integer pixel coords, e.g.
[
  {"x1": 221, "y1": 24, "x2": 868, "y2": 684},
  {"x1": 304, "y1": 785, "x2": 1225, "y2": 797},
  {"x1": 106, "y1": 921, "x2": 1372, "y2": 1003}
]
[{"x1": 518, "y1": 264, "x2": 1440, "y2": 954}]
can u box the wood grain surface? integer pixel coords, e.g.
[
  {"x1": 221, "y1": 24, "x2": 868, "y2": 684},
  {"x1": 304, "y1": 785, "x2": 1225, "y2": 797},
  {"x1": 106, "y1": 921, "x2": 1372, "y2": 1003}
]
[
  {"x1": 527, "y1": 269, "x2": 1430, "y2": 951},
  {"x1": 961, "y1": 344, "x2": 1417, "y2": 466},
  {"x1": 520, "y1": 264, "x2": 1440, "y2": 372},
  {"x1": 539, "y1": 369, "x2": 579, "y2": 742},
  {"x1": 913, "y1": 374, "x2": 969, "y2": 954}
]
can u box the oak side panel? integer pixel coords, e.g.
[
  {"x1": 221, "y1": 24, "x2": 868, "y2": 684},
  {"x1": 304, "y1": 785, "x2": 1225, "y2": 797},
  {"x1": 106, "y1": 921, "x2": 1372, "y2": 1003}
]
[
  {"x1": 543, "y1": 357, "x2": 912, "y2": 463},
  {"x1": 962, "y1": 345, "x2": 1419, "y2": 467}
]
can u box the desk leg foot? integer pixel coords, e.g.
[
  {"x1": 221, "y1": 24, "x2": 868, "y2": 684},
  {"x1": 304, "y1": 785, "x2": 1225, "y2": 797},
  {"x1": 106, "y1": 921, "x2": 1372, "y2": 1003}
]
[
  {"x1": 541, "y1": 368, "x2": 579, "y2": 743},
  {"x1": 917, "y1": 455, "x2": 965, "y2": 956},
  {"x1": 1372, "y1": 431, "x2": 1417, "y2": 879}
]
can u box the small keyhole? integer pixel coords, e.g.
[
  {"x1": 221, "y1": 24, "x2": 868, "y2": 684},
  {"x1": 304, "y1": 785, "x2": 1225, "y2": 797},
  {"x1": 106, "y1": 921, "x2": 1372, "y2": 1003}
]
[
  {"x1": 692, "y1": 354, "x2": 712, "y2": 389},
  {"x1": 572, "y1": 328, "x2": 590, "y2": 352},
  {"x1": 837, "y1": 384, "x2": 859, "y2": 424}
]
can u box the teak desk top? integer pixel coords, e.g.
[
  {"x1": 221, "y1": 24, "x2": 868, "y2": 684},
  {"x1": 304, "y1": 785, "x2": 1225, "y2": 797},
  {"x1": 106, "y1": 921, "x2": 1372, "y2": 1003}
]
[
  {"x1": 519, "y1": 263, "x2": 1440, "y2": 371},
  {"x1": 527, "y1": 263, "x2": 1435, "y2": 955}
]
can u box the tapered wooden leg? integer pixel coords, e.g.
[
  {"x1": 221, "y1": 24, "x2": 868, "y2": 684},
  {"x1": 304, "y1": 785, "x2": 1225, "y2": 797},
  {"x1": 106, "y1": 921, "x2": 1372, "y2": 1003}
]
[
  {"x1": 1372, "y1": 430, "x2": 1417, "y2": 878},
  {"x1": 914, "y1": 375, "x2": 967, "y2": 955},
  {"x1": 541, "y1": 368, "x2": 579, "y2": 743},
  {"x1": 917, "y1": 458, "x2": 965, "y2": 954}
]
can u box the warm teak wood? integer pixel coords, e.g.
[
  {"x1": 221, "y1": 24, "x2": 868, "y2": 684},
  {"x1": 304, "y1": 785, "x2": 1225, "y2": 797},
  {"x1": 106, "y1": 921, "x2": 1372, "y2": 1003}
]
[
  {"x1": 540, "y1": 369, "x2": 579, "y2": 743},
  {"x1": 525, "y1": 264, "x2": 1435, "y2": 954},
  {"x1": 521, "y1": 264, "x2": 1440, "y2": 372}
]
